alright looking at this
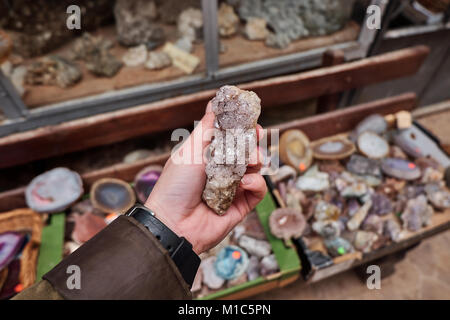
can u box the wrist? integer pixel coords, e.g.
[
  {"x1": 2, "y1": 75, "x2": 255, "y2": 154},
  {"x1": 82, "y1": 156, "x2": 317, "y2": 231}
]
[{"x1": 144, "y1": 199, "x2": 202, "y2": 254}]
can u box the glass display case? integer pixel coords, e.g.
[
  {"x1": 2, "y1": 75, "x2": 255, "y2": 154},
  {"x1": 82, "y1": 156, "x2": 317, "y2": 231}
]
[{"x1": 0, "y1": 0, "x2": 388, "y2": 137}]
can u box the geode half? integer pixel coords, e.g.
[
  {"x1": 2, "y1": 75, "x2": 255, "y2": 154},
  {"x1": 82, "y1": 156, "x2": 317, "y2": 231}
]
[{"x1": 202, "y1": 85, "x2": 261, "y2": 215}]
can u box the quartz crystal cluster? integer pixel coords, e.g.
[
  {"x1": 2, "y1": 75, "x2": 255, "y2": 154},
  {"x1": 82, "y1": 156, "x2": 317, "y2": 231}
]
[{"x1": 202, "y1": 86, "x2": 261, "y2": 215}]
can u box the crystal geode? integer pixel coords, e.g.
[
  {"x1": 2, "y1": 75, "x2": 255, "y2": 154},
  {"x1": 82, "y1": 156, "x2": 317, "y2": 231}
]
[{"x1": 202, "y1": 86, "x2": 261, "y2": 215}]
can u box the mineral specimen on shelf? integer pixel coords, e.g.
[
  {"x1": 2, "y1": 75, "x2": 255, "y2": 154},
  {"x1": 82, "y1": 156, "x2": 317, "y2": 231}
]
[
  {"x1": 265, "y1": 32, "x2": 291, "y2": 49},
  {"x1": 134, "y1": 165, "x2": 163, "y2": 203},
  {"x1": 296, "y1": 165, "x2": 330, "y2": 192},
  {"x1": 346, "y1": 155, "x2": 382, "y2": 178},
  {"x1": 90, "y1": 178, "x2": 136, "y2": 214},
  {"x1": 269, "y1": 208, "x2": 306, "y2": 240},
  {"x1": 369, "y1": 193, "x2": 393, "y2": 216},
  {"x1": 218, "y1": 3, "x2": 239, "y2": 37},
  {"x1": 401, "y1": 195, "x2": 433, "y2": 231},
  {"x1": 357, "y1": 132, "x2": 390, "y2": 159},
  {"x1": 71, "y1": 211, "x2": 107, "y2": 244},
  {"x1": 72, "y1": 33, "x2": 122, "y2": 77},
  {"x1": 25, "y1": 56, "x2": 82, "y2": 88},
  {"x1": 238, "y1": 235, "x2": 271, "y2": 258},
  {"x1": 349, "y1": 114, "x2": 388, "y2": 141},
  {"x1": 122, "y1": 45, "x2": 148, "y2": 67},
  {"x1": 0, "y1": 233, "x2": 25, "y2": 270},
  {"x1": 114, "y1": 0, "x2": 165, "y2": 47},
  {"x1": 162, "y1": 42, "x2": 200, "y2": 74},
  {"x1": 279, "y1": 130, "x2": 313, "y2": 173},
  {"x1": 244, "y1": 18, "x2": 269, "y2": 41},
  {"x1": 260, "y1": 254, "x2": 278, "y2": 276},
  {"x1": 314, "y1": 200, "x2": 340, "y2": 221},
  {"x1": 353, "y1": 231, "x2": 378, "y2": 253},
  {"x1": 202, "y1": 86, "x2": 261, "y2": 215},
  {"x1": 178, "y1": 8, "x2": 203, "y2": 43},
  {"x1": 6, "y1": 65, "x2": 27, "y2": 97},
  {"x1": 247, "y1": 256, "x2": 260, "y2": 281},
  {"x1": 362, "y1": 214, "x2": 383, "y2": 235},
  {"x1": 312, "y1": 220, "x2": 341, "y2": 238},
  {"x1": 381, "y1": 158, "x2": 421, "y2": 181},
  {"x1": 25, "y1": 168, "x2": 83, "y2": 213},
  {"x1": 271, "y1": 165, "x2": 297, "y2": 183},
  {"x1": 311, "y1": 137, "x2": 356, "y2": 160},
  {"x1": 215, "y1": 245, "x2": 249, "y2": 280},
  {"x1": 425, "y1": 183, "x2": 450, "y2": 210},
  {"x1": 201, "y1": 257, "x2": 225, "y2": 289},
  {"x1": 145, "y1": 51, "x2": 172, "y2": 70},
  {"x1": 175, "y1": 37, "x2": 193, "y2": 53},
  {"x1": 123, "y1": 149, "x2": 153, "y2": 164},
  {"x1": 347, "y1": 199, "x2": 372, "y2": 231},
  {"x1": 324, "y1": 236, "x2": 353, "y2": 257},
  {"x1": 384, "y1": 218, "x2": 402, "y2": 242}
]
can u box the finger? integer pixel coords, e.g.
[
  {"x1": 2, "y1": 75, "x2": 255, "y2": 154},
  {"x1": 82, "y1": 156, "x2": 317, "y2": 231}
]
[
  {"x1": 248, "y1": 146, "x2": 264, "y2": 168},
  {"x1": 240, "y1": 173, "x2": 267, "y2": 208}
]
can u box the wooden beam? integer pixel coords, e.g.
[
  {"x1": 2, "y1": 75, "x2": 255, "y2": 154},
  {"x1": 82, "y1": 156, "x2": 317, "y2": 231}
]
[
  {"x1": 0, "y1": 93, "x2": 417, "y2": 213},
  {"x1": 0, "y1": 46, "x2": 429, "y2": 169}
]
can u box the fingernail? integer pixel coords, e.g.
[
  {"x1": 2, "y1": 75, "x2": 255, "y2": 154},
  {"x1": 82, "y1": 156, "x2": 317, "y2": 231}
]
[{"x1": 242, "y1": 175, "x2": 253, "y2": 185}]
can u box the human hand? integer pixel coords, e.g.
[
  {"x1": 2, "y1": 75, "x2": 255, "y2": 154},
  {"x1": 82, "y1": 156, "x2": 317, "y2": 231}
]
[{"x1": 145, "y1": 102, "x2": 267, "y2": 254}]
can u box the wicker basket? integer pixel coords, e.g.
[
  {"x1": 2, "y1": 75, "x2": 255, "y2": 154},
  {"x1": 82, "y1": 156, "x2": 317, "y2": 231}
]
[{"x1": 0, "y1": 209, "x2": 43, "y2": 289}]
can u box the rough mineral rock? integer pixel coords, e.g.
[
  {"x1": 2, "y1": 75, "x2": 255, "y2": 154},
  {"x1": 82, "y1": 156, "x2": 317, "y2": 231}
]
[
  {"x1": 401, "y1": 195, "x2": 434, "y2": 231},
  {"x1": 260, "y1": 254, "x2": 279, "y2": 276},
  {"x1": 314, "y1": 200, "x2": 340, "y2": 221},
  {"x1": 72, "y1": 33, "x2": 122, "y2": 77},
  {"x1": 353, "y1": 231, "x2": 378, "y2": 253},
  {"x1": 242, "y1": 211, "x2": 267, "y2": 240},
  {"x1": 71, "y1": 212, "x2": 107, "y2": 244},
  {"x1": 312, "y1": 220, "x2": 341, "y2": 238},
  {"x1": 421, "y1": 167, "x2": 445, "y2": 184},
  {"x1": 122, "y1": 45, "x2": 148, "y2": 67},
  {"x1": 362, "y1": 214, "x2": 384, "y2": 235},
  {"x1": 218, "y1": 3, "x2": 239, "y2": 37},
  {"x1": 369, "y1": 193, "x2": 393, "y2": 216},
  {"x1": 265, "y1": 32, "x2": 291, "y2": 49},
  {"x1": 201, "y1": 257, "x2": 225, "y2": 289},
  {"x1": 346, "y1": 199, "x2": 360, "y2": 217},
  {"x1": 269, "y1": 208, "x2": 306, "y2": 240},
  {"x1": 25, "y1": 168, "x2": 83, "y2": 213},
  {"x1": 145, "y1": 51, "x2": 172, "y2": 70},
  {"x1": 114, "y1": 0, "x2": 165, "y2": 47},
  {"x1": 178, "y1": 8, "x2": 203, "y2": 43},
  {"x1": 25, "y1": 56, "x2": 82, "y2": 88},
  {"x1": 384, "y1": 218, "x2": 402, "y2": 242},
  {"x1": 247, "y1": 256, "x2": 260, "y2": 281},
  {"x1": 296, "y1": 165, "x2": 330, "y2": 192},
  {"x1": 347, "y1": 199, "x2": 372, "y2": 231},
  {"x1": 346, "y1": 155, "x2": 382, "y2": 178},
  {"x1": 324, "y1": 236, "x2": 353, "y2": 257},
  {"x1": 425, "y1": 183, "x2": 450, "y2": 210},
  {"x1": 175, "y1": 37, "x2": 193, "y2": 53},
  {"x1": 244, "y1": 17, "x2": 269, "y2": 40},
  {"x1": 202, "y1": 86, "x2": 261, "y2": 215},
  {"x1": 340, "y1": 182, "x2": 368, "y2": 198},
  {"x1": 238, "y1": 235, "x2": 271, "y2": 258}
]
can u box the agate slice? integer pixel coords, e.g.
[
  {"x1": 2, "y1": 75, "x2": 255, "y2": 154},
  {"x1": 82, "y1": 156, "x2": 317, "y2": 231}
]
[
  {"x1": 203, "y1": 85, "x2": 261, "y2": 215},
  {"x1": 311, "y1": 137, "x2": 355, "y2": 160},
  {"x1": 214, "y1": 245, "x2": 249, "y2": 280},
  {"x1": 357, "y1": 132, "x2": 389, "y2": 159},
  {"x1": 350, "y1": 114, "x2": 387, "y2": 141},
  {"x1": 134, "y1": 165, "x2": 163, "y2": 203},
  {"x1": 90, "y1": 178, "x2": 136, "y2": 214},
  {"x1": 269, "y1": 208, "x2": 306, "y2": 240},
  {"x1": 25, "y1": 168, "x2": 83, "y2": 213},
  {"x1": 279, "y1": 130, "x2": 313, "y2": 172},
  {"x1": 381, "y1": 158, "x2": 421, "y2": 181},
  {"x1": 0, "y1": 232, "x2": 25, "y2": 270}
]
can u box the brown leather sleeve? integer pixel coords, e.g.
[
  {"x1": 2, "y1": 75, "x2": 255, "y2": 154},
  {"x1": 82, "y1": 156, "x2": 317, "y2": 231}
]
[
  {"x1": 12, "y1": 280, "x2": 64, "y2": 300},
  {"x1": 41, "y1": 215, "x2": 191, "y2": 300}
]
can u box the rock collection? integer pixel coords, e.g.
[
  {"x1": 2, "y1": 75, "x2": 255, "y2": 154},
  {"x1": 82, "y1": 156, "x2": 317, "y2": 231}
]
[{"x1": 268, "y1": 111, "x2": 450, "y2": 261}]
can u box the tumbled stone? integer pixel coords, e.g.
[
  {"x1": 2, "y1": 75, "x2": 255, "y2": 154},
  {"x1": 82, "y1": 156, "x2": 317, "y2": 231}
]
[
  {"x1": 122, "y1": 44, "x2": 147, "y2": 67},
  {"x1": 145, "y1": 51, "x2": 172, "y2": 70},
  {"x1": 218, "y1": 3, "x2": 239, "y2": 37},
  {"x1": 238, "y1": 235, "x2": 271, "y2": 258},
  {"x1": 202, "y1": 86, "x2": 261, "y2": 215},
  {"x1": 244, "y1": 17, "x2": 269, "y2": 40},
  {"x1": 401, "y1": 195, "x2": 433, "y2": 231}
]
